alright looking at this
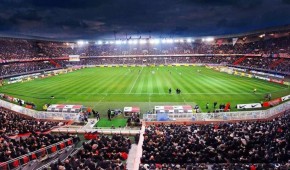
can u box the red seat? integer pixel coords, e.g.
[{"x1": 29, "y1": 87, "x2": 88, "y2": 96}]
[
  {"x1": 67, "y1": 140, "x2": 72, "y2": 145},
  {"x1": 59, "y1": 143, "x2": 65, "y2": 149},
  {"x1": 12, "y1": 160, "x2": 19, "y2": 168},
  {"x1": 23, "y1": 156, "x2": 29, "y2": 164},
  {"x1": 31, "y1": 153, "x2": 37, "y2": 160},
  {"x1": 51, "y1": 146, "x2": 57, "y2": 153},
  {"x1": 0, "y1": 162, "x2": 8, "y2": 170}
]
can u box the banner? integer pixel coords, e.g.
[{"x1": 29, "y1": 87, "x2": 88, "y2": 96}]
[
  {"x1": 254, "y1": 76, "x2": 270, "y2": 81},
  {"x1": 237, "y1": 103, "x2": 262, "y2": 109},
  {"x1": 279, "y1": 53, "x2": 290, "y2": 58},
  {"x1": 250, "y1": 70, "x2": 284, "y2": 79},
  {"x1": 281, "y1": 95, "x2": 290, "y2": 101},
  {"x1": 263, "y1": 98, "x2": 282, "y2": 107},
  {"x1": 69, "y1": 55, "x2": 80, "y2": 61},
  {"x1": 269, "y1": 78, "x2": 284, "y2": 85}
]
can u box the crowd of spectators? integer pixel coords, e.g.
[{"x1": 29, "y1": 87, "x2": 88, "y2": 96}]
[
  {"x1": 0, "y1": 39, "x2": 37, "y2": 60},
  {"x1": 0, "y1": 133, "x2": 75, "y2": 162},
  {"x1": 0, "y1": 34, "x2": 289, "y2": 60},
  {"x1": 0, "y1": 107, "x2": 62, "y2": 136},
  {"x1": 1, "y1": 33, "x2": 290, "y2": 76},
  {"x1": 50, "y1": 134, "x2": 132, "y2": 170},
  {"x1": 33, "y1": 35, "x2": 290, "y2": 57},
  {"x1": 0, "y1": 107, "x2": 69, "y2": 162},
  {"x1": 0, "y1": 61, "x2": 56, "y2": 77},
  {"x1": 141, "y1": 112, "x2": 290, "y2": 169}
]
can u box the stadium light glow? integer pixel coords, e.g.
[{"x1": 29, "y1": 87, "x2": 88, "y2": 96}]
[
  {"x1": 174, "y1": 39, "x2": 179, "y2": 43},
  {"x1": 132, "y1": 40, "x2": 138, "y2": 44},
  {"x1": 202, "y1": 37, "x2": 214, "y2": 42},
  {"x1": 259, "y1": 34, "x2": 265, "y2": 38},
  {"x1": 149, "y1": 39, "x2": 160, "y2": 44},
  {"x1": 186, "y1": 38, "x2": 192, "y2": 43},
  {"x1": 115, "y1": 40, "x2": 122, "y2": 45},
  {"x1": 109, "y1": 41, "x2": 115, "y2": 44},
  {"x1": 161, "y1": 39, "x2": 167, "y2": 44},
  {"x1": 155, "y1": 39, "x2": 160, "y2": 44},
  {"x1": 97, "y1": 40, "x2": 103, "y2": 45},
  {"x1": 179, "y1": 39, "x2": 184, "y2": 43},
  {"x1": 122, "y1": 40, "x2": 127, "y2": 44},
  {"x1": 139, "y1": 39, "x2": 147, "y2": 44},
  {"x1": 77, "y1": 40, "x2": 85, "y2": 46},
  {"x1": 128, "y1": 40, "x2": 133, "y2": 44},
  {"x1": 166, "y1": 39, "x2": 173, "y2": 43}
]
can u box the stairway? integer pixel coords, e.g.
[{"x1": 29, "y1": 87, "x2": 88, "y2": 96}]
[
  {"x1": 269, "y1": 58, "x2": 284, "y2": 69},
  {"x1": 49, "y1": 59, "x2": 61, "y2": 68},
  {"x1": 233, "y1": 56, "x2": 247, "y2": 65},
  {"x1": 126, "y1": 144, "x2": 138, "y2": 170}
]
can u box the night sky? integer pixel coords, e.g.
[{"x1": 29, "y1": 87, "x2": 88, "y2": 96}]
[{"x1": 0, "y1": 0, "x2": 290, "y2": 40}]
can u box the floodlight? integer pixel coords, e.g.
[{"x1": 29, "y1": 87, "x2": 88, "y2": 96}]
[
  {"x1": 115, "y1": 40, "x2": 122, "y2": 45},
  {"x1": 132, "y1": 40, "x2": 138, "y2": 44},
  {"x1": 97, "y1": 40, "x2": 103, "y2": 45},
  {"x1": 139, "y1": 39, "x2": 147, "y2": 44},
  {"x1": 77, "y1": 40, "x2": 85, "y2": 45},
  {"x1": 166, "y1": 39, "x2": 173, "y2": 43},
  {"x1": 149, "y1": 39, "x2": 155, "y2": 44},
  {"x1": 154, "y1": 39, "x2": 160, "y2": 44},
  {"x1": 203, "y1": 37, "x2": 214, "y2": 42}
]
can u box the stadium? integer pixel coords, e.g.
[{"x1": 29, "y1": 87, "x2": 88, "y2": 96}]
[{"x1": 0, "y1": 1, "x2": 290, "y2": 170}]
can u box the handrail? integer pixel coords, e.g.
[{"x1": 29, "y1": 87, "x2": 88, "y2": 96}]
[
  {"x1": 0, "y1": 137, "x2": 74, "y2": 170},
  {"x1": 36, "y1": 140, "x2": 91, "y2": 170},
  {"x1": 0, "y1": 99, "x2": 79, "y2": 121}
]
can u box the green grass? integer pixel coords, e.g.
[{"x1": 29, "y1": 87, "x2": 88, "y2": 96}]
[
  {"x1": 1, "y1": 66, "x2": 289, "y2": 127},
  {"x1": 96, "y1": 115, "x2": 128, "y2": 128}
]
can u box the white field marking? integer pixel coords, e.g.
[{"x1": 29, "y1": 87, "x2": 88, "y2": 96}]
[
  {"x1": 129, "y1": 66, "x2": 144, "y2": 93},
  {"x1": 148, "y1": 94, "x2": 151, "y2": 110},
  {"x1": 93, "y1": 96, "x2": 106, "y2": 108},
  {"x1": 181, "y1": 95, "x2": 190, "y2": 105}
]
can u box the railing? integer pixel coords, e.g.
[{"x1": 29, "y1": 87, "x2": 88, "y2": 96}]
[
  {"x1": 52, "y1": 127, "x2": 140, "y2": 135},
  {"x1": 0, "y1": 99, "x2": 79, "y2": 121},
  {"x1": 0, "y1": 138, "x2": 74, "y2": 170},
  {"x1": 36, "y1": 140, "x2": 91, "y2": 170},
  {"x1": 143, "y1": 101, "x2": 290, "y2": 121}
]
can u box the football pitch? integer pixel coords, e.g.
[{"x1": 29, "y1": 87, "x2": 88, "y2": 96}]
[{"x1": 1, "y1": 66, "x2": 289, "y2": 120}]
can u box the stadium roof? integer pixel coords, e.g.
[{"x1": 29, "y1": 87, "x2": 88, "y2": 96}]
[{"x1": 0, "y1": 0, "x2": 289, "y2": 40}]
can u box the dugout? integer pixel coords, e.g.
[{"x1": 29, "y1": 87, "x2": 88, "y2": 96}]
[
  {"x1": 47, "y1": 104, "x2": 86, "y2": 113},
  {"x1": 123, "y1": 107, "x2": 140, "y2": 117}
]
